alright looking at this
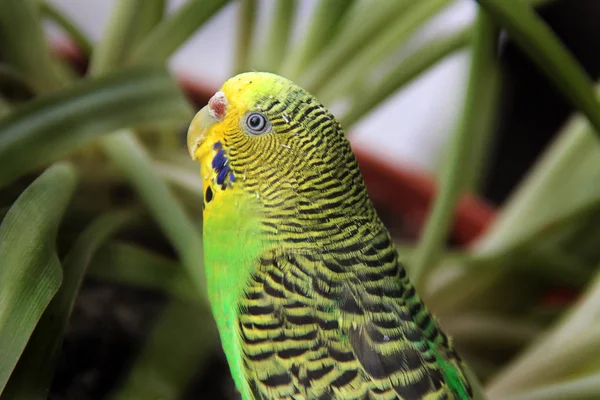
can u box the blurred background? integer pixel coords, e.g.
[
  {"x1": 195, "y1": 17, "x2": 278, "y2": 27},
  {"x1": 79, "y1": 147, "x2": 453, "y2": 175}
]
[
  {"x1": 3, "y1": 0, "x2": 600, "y2": 399},
  {"x1": 46, "y1": 0, "x2": 474, "y2": 174}
]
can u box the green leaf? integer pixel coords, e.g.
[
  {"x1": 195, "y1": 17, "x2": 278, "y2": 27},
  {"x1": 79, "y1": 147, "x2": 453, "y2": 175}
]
[
  {"x1": 99, "y1": 131, "x2": 206, "y2": 296},
  {"x1": 412, "y1": 10, "x2": 500, "y2": 287},
  {"x1": 88, "y1": 242, "x2": 198, "y2": 304},
  {"x1": 254, "y1": 0, "x2": 297, "y2": 72},
  {"x1": 128, "y1": 0, "x2": 166, "y2": 50},
  {"x1": 316, "y1": 0, "x2": 451, "y2": 104},
  {"x1": 476, "y1": 0, "x2": 600, "y2": 142},
  {"x1": 474, "y1": 106, "x2": 600, "y2": 259},
  {"x1": 0, "y1": 0, "x2": 68, "y2": 93},
  {"x1": 233, "y1": 0, "x2": 257, "y2": 74},
  {"x1": 110, "y1": 300, "x2": 216, "y2": 400},
  {"x1": 153, "y1": 160, "x2": 204, "y2": 202},
  {"x1": 340, "y1": 26, "x2": 471, "y2": 127},
  {"x1": 298, "y1": 0, "x2": 415, "y2": 91},
  {"x1": 0, "y1": 163, "x2": 77, "y2": 394},
  {"x1": 428, "y1": 107, "x2": 600, "y2": 313},
  {"x1": 129, "y1": 0, "x2": 230, "y2": 66},
  {"x1": 0, "y1": 66, "x2": 192, "y2": 188},
  {"x1": 89, "y1": 0, "x2": 165, "y2": 74},
  {"x1": 1, "y1": 211, "x2": 133, "y2": 400},
  {"x1": 280, "y1": 0, "x2": 354, "y2": 79}
]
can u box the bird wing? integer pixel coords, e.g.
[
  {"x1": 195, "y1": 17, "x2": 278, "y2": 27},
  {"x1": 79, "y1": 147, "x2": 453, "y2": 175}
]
[{"x1": 238, "y1": 239, "x2": 473, "y2": 400}]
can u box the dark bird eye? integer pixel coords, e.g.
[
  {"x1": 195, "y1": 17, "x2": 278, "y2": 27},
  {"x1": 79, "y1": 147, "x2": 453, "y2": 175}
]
[{"x1": 243, "y1": 112, "x2": 270, "y2": 135}]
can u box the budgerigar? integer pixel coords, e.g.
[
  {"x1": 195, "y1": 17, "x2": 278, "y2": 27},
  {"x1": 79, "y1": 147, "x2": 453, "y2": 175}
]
[{"x1": 187, "y1": 72, "x2": 480, "y2": 400}]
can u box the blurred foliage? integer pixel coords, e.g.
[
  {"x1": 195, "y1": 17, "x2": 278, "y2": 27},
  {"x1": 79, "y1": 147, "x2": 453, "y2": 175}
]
[{"x1": 1, "y1": 0, "x2": 600, "y2": 399}]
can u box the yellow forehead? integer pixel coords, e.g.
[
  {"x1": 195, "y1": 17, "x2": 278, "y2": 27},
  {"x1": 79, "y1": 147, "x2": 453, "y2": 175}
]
[{"x1": 220, "y1": 72, "x2": 292, "y2": 114}]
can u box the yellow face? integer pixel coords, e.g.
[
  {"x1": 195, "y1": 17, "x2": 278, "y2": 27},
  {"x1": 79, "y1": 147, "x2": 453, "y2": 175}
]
[
  {"x1": 189, "y1": 74, "x2": 261, "y2": 184},
  {"x1": 187, "y1": 72, "x2": 329, "y2": 208},
  {"x1": 186, "y1": 71, "x2": 356, "y2": 226}
]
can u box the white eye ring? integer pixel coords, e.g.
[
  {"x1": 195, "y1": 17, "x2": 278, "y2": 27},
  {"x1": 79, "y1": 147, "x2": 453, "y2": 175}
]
[{"x1": 243, "y1": 112, "x2": 271, "y2": 135}]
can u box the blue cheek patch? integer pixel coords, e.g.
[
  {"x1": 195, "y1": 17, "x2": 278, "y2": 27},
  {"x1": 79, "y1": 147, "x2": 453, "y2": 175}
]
[
  {"x1": 216, "y1": 167, "x2": 229, "y2": 185},
  {"x1": 211, "y1": 141, "x2": 235, "y2": 188}
]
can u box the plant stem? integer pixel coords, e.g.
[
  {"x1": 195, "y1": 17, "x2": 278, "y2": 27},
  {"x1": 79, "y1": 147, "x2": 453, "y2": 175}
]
[
  {"x1": 340, "y1": 26, "x2": 471, "y2": 128},
  {"x1": 256, "y1": 0, "x2": 297, "y2": 72},
  {"x1": 476, "y1": 0, "x2": 600, "y2": 142},
  {"x1": 129, "y1": 0, "x2": 229, "y2": 66},
  {"x1": 40, "y1": 1, "x2": 93, "y2": 57},
  {"x1": 317, "y1": 0, "x2": 451, "y2": 104},
  {"x1": 233, "y1": 0, "x2": 257, "y2": 74},
  {"x1": 280, "y1": 0, "x2": 353, "y2": 80},
  {"x1": 411, "y1": 11, "x2": 498, "y2": 287}
]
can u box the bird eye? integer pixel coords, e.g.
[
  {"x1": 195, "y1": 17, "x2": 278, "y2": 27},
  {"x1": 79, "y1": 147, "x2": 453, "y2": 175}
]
[{"x1": 243, "y1": 112, "x2": 270, "y2": 135}]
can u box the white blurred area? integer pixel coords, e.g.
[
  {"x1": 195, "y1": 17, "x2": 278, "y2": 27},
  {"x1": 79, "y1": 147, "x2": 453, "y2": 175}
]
[{"x1": 46, "y1": 0, "x2": 475, "y2": 173}]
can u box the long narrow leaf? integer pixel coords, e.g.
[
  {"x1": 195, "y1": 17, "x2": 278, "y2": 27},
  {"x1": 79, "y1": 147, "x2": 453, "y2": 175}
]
[
  {"x1": 90, "y1": 0, "x2": 205, "y2": 298},
  {"x1": 0, "y1": 163, "x2": 77, "y2": 393},
  {"x1": 476, "y1": 0, "x2": 600, "y2": 141},
  {"x1": 2, "y1": 211, "x2": 134, "y2": 400},
  {"x1": 316, "y1": 0, "x2": 451, "y2": 104},
  {"x1": 129, "y1": 0, "x2": 166, "y2": 50},
  {"x1": 298, "y1": 0, "x2": 414, "y2": 91},
  {"x1": 0, "y1": 0, "x2": 67, "y2": 93},
  {"x1": 0, "y1": 67, "x2": 192, "y2": 188},
  {"x1": 89, "y1": 0, "x2": 156, "y2": 74},
  {"x1": 412, "y1": 11, "x2": 500, "y2": 286},
  {"x1": 255, "y1": 0, "x2": 297, "y2": 72},
  {"x1": 340, "y1": 26, "x2": 471, "y2": 127},
  {"x1": 280, "y1": 0, "x2": 354, "y2": 79},
  {"x1": 129, "y1": 0, "x2": 230, "y2": 66},
  {"x1": 234, "y1": 0, "x2": 257, "y2": 74},
  {"x1": 99, "y1": 132, "x2": 206, "y2": 295}
]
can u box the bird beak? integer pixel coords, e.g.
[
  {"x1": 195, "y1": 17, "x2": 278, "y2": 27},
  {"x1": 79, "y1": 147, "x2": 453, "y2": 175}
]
[{"x1": 187, "y1": 105, "x2": 216, "y2": 160}]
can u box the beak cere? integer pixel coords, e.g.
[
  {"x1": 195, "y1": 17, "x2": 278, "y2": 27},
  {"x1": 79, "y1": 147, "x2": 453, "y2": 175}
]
[{"x1": 187, "y1": 91, "x2": 228, "y2": 159}]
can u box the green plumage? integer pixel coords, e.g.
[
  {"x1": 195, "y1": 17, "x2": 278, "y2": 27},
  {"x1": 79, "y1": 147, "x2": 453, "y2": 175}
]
[{"x1": 188, "y1": 72, "x2": 478, "y2": 399}]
